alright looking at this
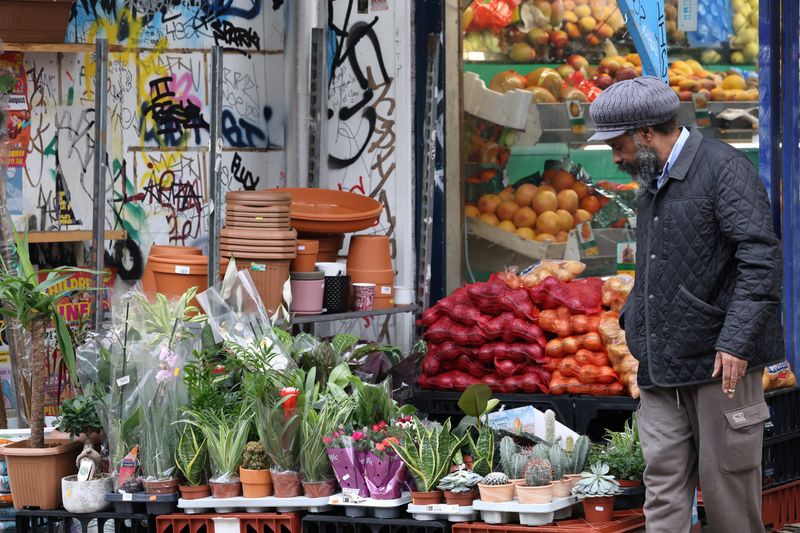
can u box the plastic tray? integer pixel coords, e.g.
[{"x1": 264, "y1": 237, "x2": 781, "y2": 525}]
[
  {"x1": 106, "y1": 492, "x2": 179, "y2": 515},
  {"x1": 157, "y1": 512, "x2": 302, "y2": 533},
  {"x1": 328, "y1": 492, "x2": 411, "y2": 518},
  {"x1": 178, "y1": 495, "x2": 333, "y2": 514},
  {"x1": 407, "y1": 503, "x2": 479, "y2": 522},
  {"x1": 472, "y1": 497, "x2": 578, "y2": 526},
  {"x1": 452, "y1": 509, "x2": 645, "y2": 532}
]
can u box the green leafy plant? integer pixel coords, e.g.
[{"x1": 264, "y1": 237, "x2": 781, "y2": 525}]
[
  {"x1": 525, "y1": 458, "x2": 553, "y2": 487},
  {"x1": 56, "y1": 394, "x2": 102, "y2": 438},
  {"x1": 174, "y1": 423, "x2": 207, "y2": 486},
  {"x1": 572, "y1": 462, "x2": 621, "y2": 497},
  {"x1": 0, "y1": 232, "x2": 90, "y2": 447},
  {"x1": 184, "y1": 404, "x2": 253, "y2": 481},
  {"x1": 252, "y1": 368, "x2": 307, "y2": 473},
  {"x1": 457, "y1": 384, "x2": 499, "y2": 431},
  {"x1": 242, "y1": 441, "x2": 269, "y2": 471},
  {"x1": 389, "y1": 417, "x2": 465, "y2": 492},
  {"x1": 597, "y1": 416, "x2": 645, "y2": 481},
  {"x1": 437, "y1": 467, "x2": 483, "y2": 493},
  {"x1": 458, "y1": 384, "x2": 499, "y2": 477},
  {"x1": 133, "y1": 289, "x2": 204, "y2": 345},
  {"x1": 300, "y1": 388, "x2": 354, "y2": 482}
]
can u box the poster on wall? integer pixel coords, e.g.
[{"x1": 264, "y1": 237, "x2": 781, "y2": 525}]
[
  {"x1": 0, "y1": 52, "x2": 31, "y2": 168},
  {"x1": 40, "y1": 269, "x2": 116, "y2": 416}
]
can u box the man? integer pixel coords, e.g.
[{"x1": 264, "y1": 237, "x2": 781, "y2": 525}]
[{"x1": 588, "y1": 76, "x2": 784, "y2": 532}]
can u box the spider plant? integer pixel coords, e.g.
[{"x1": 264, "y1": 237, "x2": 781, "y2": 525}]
[{"x1": 184, "y1": 403, "x2": 253, "y2": 482}]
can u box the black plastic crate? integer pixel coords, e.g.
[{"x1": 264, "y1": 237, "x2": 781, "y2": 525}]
[
  {"x1": 762, "y1": 432, "x2": 800, "y2": 489},
  {"x1": 16, "y1": 509, "x2": 154, "y2": 533},
  {"x1": 573, "y1": 396, "x2": 639, "y2": 441},
  {"x1": 412, "y1": 388, "x2": 574, "y2": 427},
  {"x1": 764, "y1": 387, "x2": 800, "y2": 440},
  {"x1": 303, "y1": 514, "x2": 449, "y2": 533}
]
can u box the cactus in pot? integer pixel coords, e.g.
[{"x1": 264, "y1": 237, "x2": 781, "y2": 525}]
[
  {"x1": 478, "y1": 472, "x2": 515, "y2": 503},
  {"x1": 240, "y1": 441, "x2": 273, "y2": 498},
  {"x1": 518, "y1": 458, "x2": 554, "y2": 504}
]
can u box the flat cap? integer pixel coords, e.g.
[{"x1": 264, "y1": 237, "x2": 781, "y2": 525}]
[{"x1": 588, "y1": 76, "x2": 680, "y2": 141}]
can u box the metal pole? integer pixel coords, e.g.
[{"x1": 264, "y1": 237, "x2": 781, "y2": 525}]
[
  {"x1": 208, "y1": 46, "x2": 224, "y2": 286},
  {"x1": 91, "y1": 38, "x2": 108, "y2": 329},
  {"x1": 307, "y1": 27, "x2": 327, "y2": 189}
]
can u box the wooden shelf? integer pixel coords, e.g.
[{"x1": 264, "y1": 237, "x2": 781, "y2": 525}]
[
  {"x1": 24, "y1": 230, "x2": 126, "y2": 243},
  {"x1": 2, "y1": 43, "x2": 124, "y2": 53}
]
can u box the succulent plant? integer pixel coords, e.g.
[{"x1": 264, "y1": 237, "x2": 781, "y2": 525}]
[
  {"x1": 437, "y1": 467, "x2": 483, "y2": 493},
  {"x1": 508, "y1": 453, "x2": 528, "y2": 479},
  {"x1": 500, "y1": 437, "x2": 519, "y2": 472},
  {"x1": 545, "y1": 410, "x2": 556, "y2": 445},
  {"x1": 529, "y1": 443, "x2": 551, "y2": 461},
  {"x1": 549, "y1": 446, "x2": 566, "y2": 481},
  {"x1": 482, "y1": 472, "x2": 510, "y2": 486},
  {"x1": 242, "y1": 441, "x2": 269, "y2": 471},
  {"x1": 525, "y1": 458, "x2": 553, "y2": 487},
  {"x1": 570, "y1": 436, "x2": 590, "y2": 475},
  {"x1": 572, "y1": 462, "x2": 621, "y2": 497},
  {"x1": 565, "y1": 435, "x2": 575, "y2": 453}
]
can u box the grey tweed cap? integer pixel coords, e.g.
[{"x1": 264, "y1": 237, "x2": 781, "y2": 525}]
[{"x1": 588, "y1": 76, "x2": 680, "y2": 141}]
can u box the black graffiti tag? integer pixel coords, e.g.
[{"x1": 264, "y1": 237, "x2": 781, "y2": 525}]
[
  {"x1": 230, "y1": 152, "x2": 260, "y2": 190},
  {"x1": 210, "y1": 19, "x2": 261, "y2": 49},
  {"x1": 145, "y1": 77, "x2": 209, "y2": 140}
]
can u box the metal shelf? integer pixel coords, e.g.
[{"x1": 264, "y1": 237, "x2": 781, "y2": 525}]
[{"x1": 292, "y1": 304, "x2": 417, "y2": 325}]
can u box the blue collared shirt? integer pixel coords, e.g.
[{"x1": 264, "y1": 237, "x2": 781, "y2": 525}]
[{"x1": 656, "y1": 127, "x2": 690, "y2": 190}]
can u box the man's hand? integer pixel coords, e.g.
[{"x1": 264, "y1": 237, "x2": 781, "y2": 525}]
[{"x1": 712, "y1": 351, "x2": 748, "y2": 399}]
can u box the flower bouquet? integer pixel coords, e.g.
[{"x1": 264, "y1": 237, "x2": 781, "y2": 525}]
[
  {"x1": 325, "y1": 428, "x2": 371, "y2": 498},
  {"x1": 362, "y1": 419, "x2": 408, "y2": 500}
]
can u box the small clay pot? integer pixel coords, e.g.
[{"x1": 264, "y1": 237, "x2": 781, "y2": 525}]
[
  {"x1": 517, "y1": 483, "x2": 554, "y2": 505},
  {"x1": 302, "y1": 479, "x2": 337, "y2": 498},
  {"x1": 142, "y1": 245, "x2": 202, "y2": 297},
  {"x1": 443, "y1": 488, "x2": 479, "y2": 506},
  {"x1": 271, "y1": 470, "x2": 303, "y2": 498},
  {"x1": 143, "y1": 478, "x2": 179, "y2": 495},
  {"x1": 582, "y1": 495, "x2": 616, "y2": 523},
  {"x1": 347, "y1": 235, "x2": 392, "y2": 270},
  {"x1": 564, "y1": 473, "x2": 582, "y2": 490},
  {"x1": 240, "y1": 468, "x2": 273, "y2": 498},
  {"x1": 179, "y1": 484, "x2": 211, "y2": 500},
  {"x1": 210, "y1": 480, "x2": 242, "y2": 499},
  {"x1": 478, "y1": 482, "x2": 516, "y2": 503},
  {"x1": 552, "y1": 479, "x2": 573, "y2": 498},
  {"x1": 411, "y1": 490, "x2": 444, "y2": 505},
  {"x1": 618, "y1": 479, "x2": 642, "y2": 488}
]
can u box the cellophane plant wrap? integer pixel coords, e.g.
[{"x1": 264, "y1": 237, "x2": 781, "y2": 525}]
[
  {"x1": 325, "y1": 430, "x2": 370, "y2": 498},
  {"x1": 361, "y1": 418, "x2": 409, "y2": 499}
]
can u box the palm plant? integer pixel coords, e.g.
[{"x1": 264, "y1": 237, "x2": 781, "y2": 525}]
[{"x1": 0, "y1": 233, "x2": 88, "y2": 447}]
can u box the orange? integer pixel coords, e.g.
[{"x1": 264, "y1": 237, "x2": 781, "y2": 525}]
[
  {"x1": 514, "y1": 183, "x2": 538, "y2": 207},
  {"x1": 480, "y1": 213, "x2": 500, "y2": 226},
  {"x1": 499, "y1": 188, "x2": 516, "y2": 202},
  {"x1": 556, "y1": 209, "x2": 575, "y2": 231},
  {"x1": 552, "y1": 170, "x2": 576, "y2": 192},
  {"x1": 536, "y1": 211, "x2": 561, "y2": 235},
  {"x1": 557, "y1": 189, "x2": 579, "y2": 213},
  {"x1": 580, "y1": 195, "x2": 601, "y2": 214},
  {"x1": 516, "y1": 227, "x2": 536, "y2": 240},
  {"x1": 496, "y1": 200, "x2": 520, "y2": 221},
  {"x1": 556, "y1": 231, "x2": 569, "y2": 243},
  {"x1": 465, "y1": 205, "x2": 480, "y2": 218},
  {"x1": 497, "y1": 220, "x2": 517, "y2": 232},
  {"x1": 478, "y1": 194, "x2": 502, "y2": 214},
  {"x1": 535, "y1": 233, "x2": 557, "y2": 243},
  {"x1": 532, "y1": 191, "x2": 558, "y2": 214},
  {"x1": 573, "y1": 209, "x2": 593, "y2": 225},
  {"x1": 512, "y1": 207, "x2": 538, "y2": 229},
  {"x1": 572, "y1": 182, "x2": 590, "y2": 200},
  {"x1": 538, "y1": 183, "x2": 557, "y2": 194}
]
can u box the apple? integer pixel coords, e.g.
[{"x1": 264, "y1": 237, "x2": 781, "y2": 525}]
[
  {"x1": 567, "y1": 54, "x2": 589, "y2": 72},
  {"x1": 614, "y1": 67, "x2": 638, "y2": 82},
  {"x1": 556, "y1": 65, "x2": 576, "y2": 80},
  {"x1": 593, "y1": 73, "x2": 614, "y2": 89},
  {"x1": 526, "y1": 27, "x2": 551, "y2": 47},
  {"x1": 599, "y1": 57, "x2": 622, "y2": 75},
  {"x1": 549, "y1": 30, "x2": 569, "y2": 48}
]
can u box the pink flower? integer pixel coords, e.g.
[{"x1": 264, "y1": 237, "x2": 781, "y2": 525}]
[
  {"x1": 212, "y1": 365, "x2": 226, "y2": 374},
  {"x1": 323, "y1": 436, "x2": 333, "y2": 445},
  {"x1": 155, "y1": 369, "x2": 172, "y2": 383},
  {"x1": 352, "y1": 431, "x2": 366, "y2": 441}
]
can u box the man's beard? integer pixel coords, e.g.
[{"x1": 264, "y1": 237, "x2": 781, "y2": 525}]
[{"x1": 618, "y1": 136, "x2": 662, "y2": 194}]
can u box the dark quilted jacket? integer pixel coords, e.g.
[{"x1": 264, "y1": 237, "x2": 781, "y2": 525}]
[{"x1": 620, "y1": 128, "x2": 784, "y2": 388}]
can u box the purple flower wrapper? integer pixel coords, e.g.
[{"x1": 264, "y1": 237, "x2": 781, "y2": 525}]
[
  {"x1": 326, "y1": 447, "x2": 369, "y2": 498},
  {"x1": 363, "y1": 450, "x2": 407, "y2": 500}
]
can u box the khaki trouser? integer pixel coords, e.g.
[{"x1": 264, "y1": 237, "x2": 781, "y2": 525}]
[{"x1": 638, "y1": 370, "x2": 768, "y2": 533}]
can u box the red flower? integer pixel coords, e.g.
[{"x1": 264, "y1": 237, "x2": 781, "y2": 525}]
[
  {"x1": 323, "y1": 436, "x2": 333, "y2": 445},
  {"x1": 212, "y1": 365, "x2": 226, "y2": 374},
  {"x1": 279, "y1": 387, "x2": 300, "y2": 410}
]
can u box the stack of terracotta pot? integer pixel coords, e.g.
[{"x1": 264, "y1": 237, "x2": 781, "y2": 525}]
[
  {"x1": 222, "y1": 190, "x2": 297, "y2": 313},
  {"x1": 143, "y1": 244, "x2": 228, "y2": 304},
  {"x1": 346, "y1": 235, "x2": 394, "y2": 310}
]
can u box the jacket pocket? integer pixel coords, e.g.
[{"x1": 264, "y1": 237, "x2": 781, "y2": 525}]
[
  {"x1": 623, "y1": 301, "x2": 643, "y2": 360},
  {"x1": 720, "y1": 400, "x2": 769, "y2": 473},
  {"x1": 668, "y1": 285, "x2": 727, "y2": 359}
]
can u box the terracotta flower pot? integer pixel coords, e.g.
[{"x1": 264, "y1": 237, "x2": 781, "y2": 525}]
[
  {"x1": 143, "y1": 478, "x2": 179, "y2": 495},
  {"x1": 271, "y1": 471, "x2": 303, "y2": 498},
  {"x1": 552, "y1": 479, "x2": 573, "y2": 498},
  {"x1": 347, "y1": 268, "x2": 394, "y2": 310},
  {"x1": 411, "y1": 490, "x2": 443, "y2": 505},
  {"x1": 443, "y1": 488, "x2": 479, "y2": 506},
  {"x1": 306, "y1": 233, "x2": 345, "y2": 262},
  {"x1": 220, "y1": 255, "x2": 291, "y2": 314},
  {"x1": 582, "y1": 495, "x2": 616, "y2": 523},
  {"x1": 240, "y1": 468, "x2": 273, "y2": 498},
  {"x1": 226, "y1": 190, "x2": 292, "y2": 205},
  {"x1": 179, "y1": 484, "x2": 211, "y2": 500},
  {"x1": 564, "y1": 473, "x2": 582, "y2": 489},
  {"x1": 517, "y1": 483, "x2": 554, "y2": 504},
  {"x1": 149, "y1": 255, "x2": 229, "y2": 303},
  {"x1": 347, "y1": 235, "x2": 392, "y2": 271},
  {"x1": 290, "y1": 240, "x2": 320, "y2": 272},
  {"x1": 0, "y1": 439, "x2": 82, "y2": 510},
  {"x1": 478, "y1": 482, "x2": 516, "y2": 503},
  {"x1": 618, "y1": 479, "x2": 642, "y2": 488},
  {"x1": 302, "y1": 479, "x2": 337, "y2": 498},
  {"x1": 210, "y1": 480, "x2": 242, "y2": 499},
  {"x1": 142, "y1": 245, "x2": 202, "y2": 298}
]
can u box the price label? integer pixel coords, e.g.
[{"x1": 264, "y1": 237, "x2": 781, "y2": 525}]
[
  {"x1": 116, "y1": 376, "x2": 130, "y2": 387},
  {"x1": 122, "y1": 493, "x2": 133, "y2": 502},
  {"x1": 565, "y1": 99, "x2": 586, "y2": 135},
  {"x1": 174, "y1": 265, "x2": 191, "y2": 275},
  {"x1": 380, "y1": 286, "x2": 392, "y2": 295},
  {"x1": 424, "y1": 504, "x2": 460, "y2": 513}
]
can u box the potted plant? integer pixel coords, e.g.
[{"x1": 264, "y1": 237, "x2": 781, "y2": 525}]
[
  {"x1": 300, "y1": 392, "x2": 353, "y2": 498},
  {"x1": 436, "y1": 467, "x2": 482, "y2": 506},
  {"x1": 549, "y1": 444, "x2": 572, "y2": 498},
  {"x1": 602, "y1": 417, "x2": 645, "y2": 487},
  {"x1": 564, "y1": 435, "x2": 590, "y2": 488},
  {"x1": 57, "y1": 395, "x2": 103, "y2": 447},
  {"x1": 363, "y1": 420, "x2": 407, "y2": 500},
  {"x1": 457, "y1": 384, "x2": 499, "y2": 477},
  {"x1": 174, "y1": 423, "x2": 210, "y2": 500},
  {"x1": 499, "y1": 436, "x2": 529, "y2": 485},
  {"x1": 61, "y1": 442, "x2": 113, "y2": 513},
  {"x1": 389, "y1": 417, "x2": 464, "y2": 505},
  {"x1": 477, "y1": 472, "x2": 515, "y2": 503},
  {"x1": 256, "y1": 380, "x2": 304, "y2": 497},
  {"x1": 185, "y1": 405, "x2": 253, "y2": 498},
  {"x1": 572, "y1": 462, "x2": 621, "y2": 523},
  {"x1": 0, "y1": 233, "x2": 87, "y2": 509},
  {"x1": 241, "y1": 441, "x2": 273, "y2": 498},
  {"x1": 517, "y1": 458, "x2": 553, "y2": 504}
]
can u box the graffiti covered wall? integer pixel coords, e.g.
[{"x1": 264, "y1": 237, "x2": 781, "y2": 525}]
[
  {"x1": 323, "y1": 0, "x2": 414, "y2": 345},
  {"x1": 9, "y1": 0, "x2": 286, "y2": 280}
]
